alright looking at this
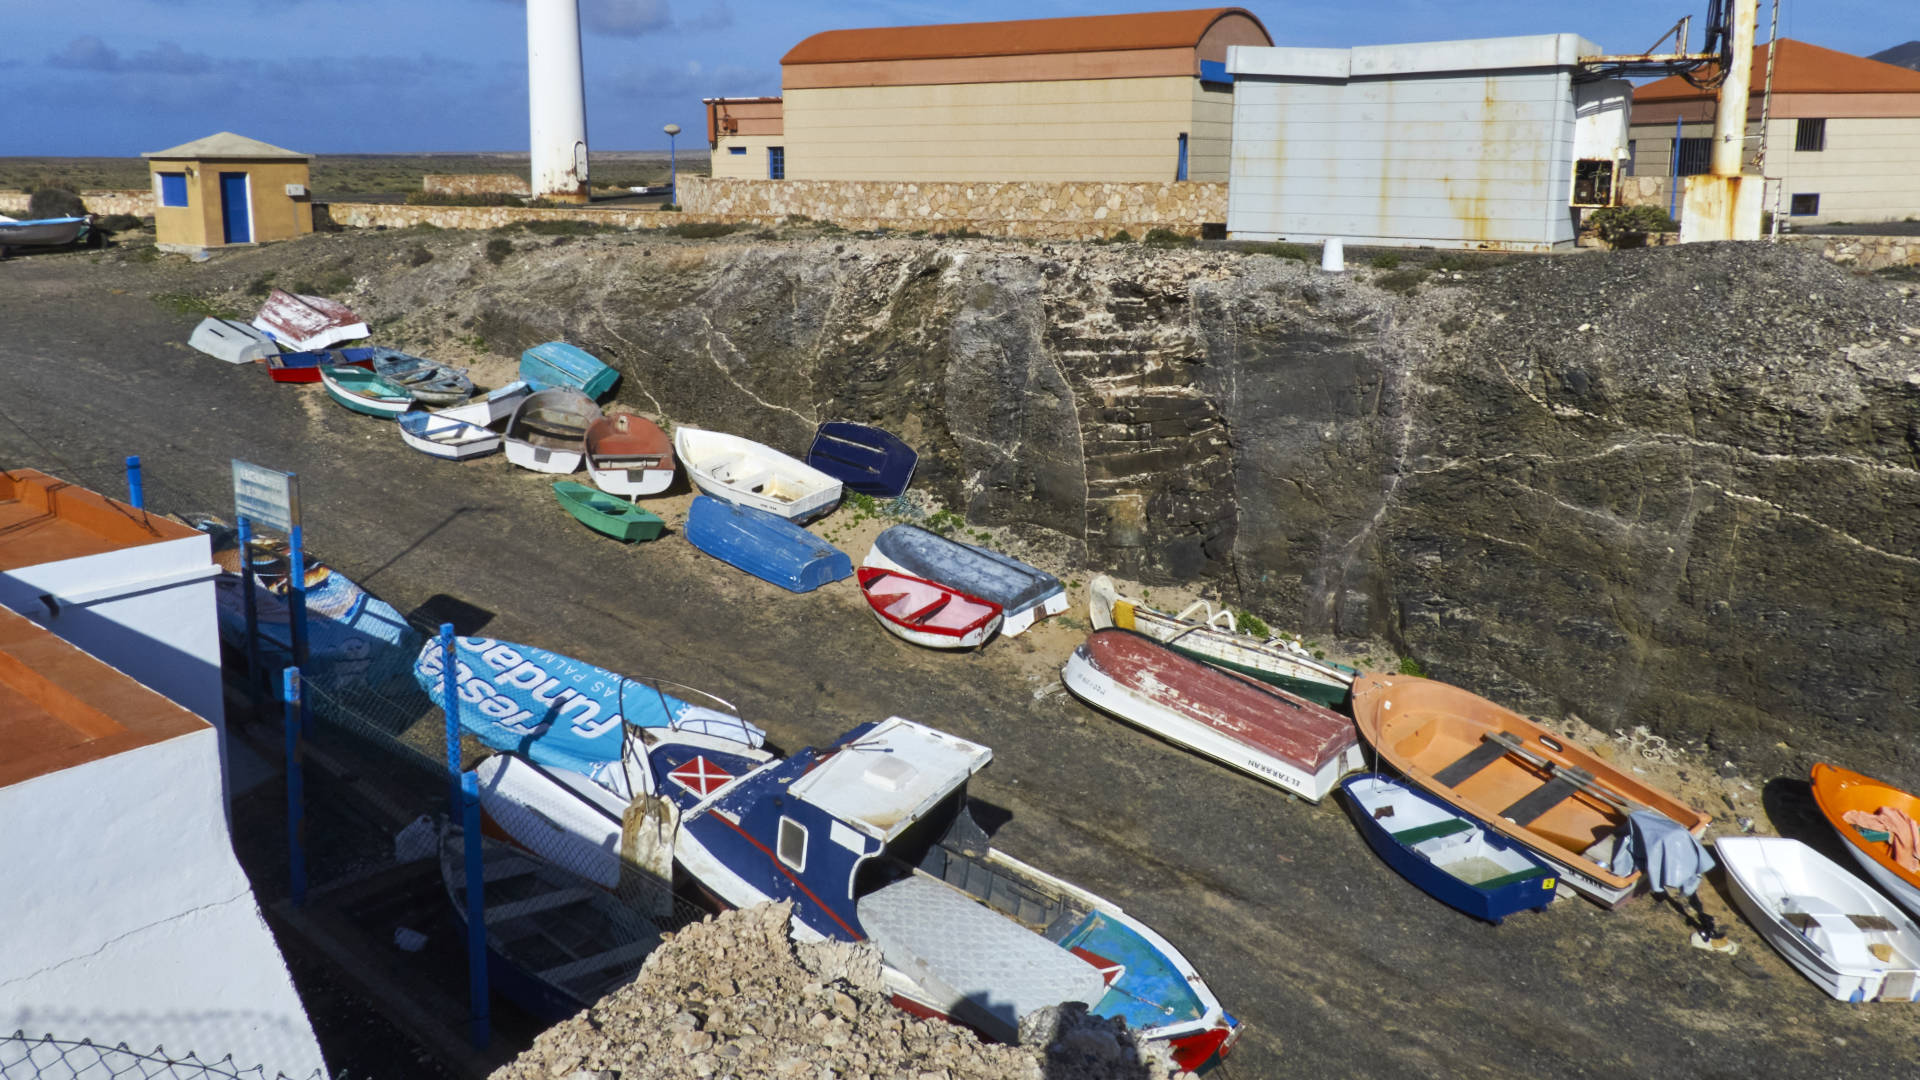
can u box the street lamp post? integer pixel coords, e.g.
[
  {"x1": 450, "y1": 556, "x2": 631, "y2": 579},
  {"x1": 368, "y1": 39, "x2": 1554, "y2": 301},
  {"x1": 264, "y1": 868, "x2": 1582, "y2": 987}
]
[{"x1": 663, "y1": 123, "x2": 681, "y2": 209}]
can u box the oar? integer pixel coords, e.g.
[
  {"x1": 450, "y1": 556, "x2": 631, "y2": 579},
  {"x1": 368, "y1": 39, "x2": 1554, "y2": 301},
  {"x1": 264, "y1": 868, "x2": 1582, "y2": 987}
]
[{"x1": 1485, "y1": 731, "x2": 1656, "y2": 817}]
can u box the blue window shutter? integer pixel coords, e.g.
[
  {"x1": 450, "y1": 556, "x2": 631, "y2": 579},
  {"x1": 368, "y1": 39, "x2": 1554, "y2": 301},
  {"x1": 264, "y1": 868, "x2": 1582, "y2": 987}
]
[
  {"x1": 159, "y1": 172, "x2": 189, "y2": 207},
  {"x1": 1176, "y1": 134, "x2": 1189, "y2": 182},
  {"x1": 1199, "y1": 60, "x2": 1232, "y2": 84},
  {"x1": 729, "y1": 146, "x2": 746, "y2": 155}
]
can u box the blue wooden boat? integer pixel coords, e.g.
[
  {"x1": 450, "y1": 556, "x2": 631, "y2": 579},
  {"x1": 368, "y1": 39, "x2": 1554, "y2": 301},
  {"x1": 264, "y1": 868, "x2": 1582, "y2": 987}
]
[
  {"x1": 684, "y1": 495, "x2": 850, "y2": 593},
  {"x1": 1339, "y1": 773, "x2": 1558, "y2": 924},
  {"x1": 806, "y1": 422, "x2": 918, "y2": 498},
  {"x1": 864, "y1": 524, "x2": 1065, "y2": 636},
  {"x1": 521, "y1": 341, "x2": 619, "y2": 399}
]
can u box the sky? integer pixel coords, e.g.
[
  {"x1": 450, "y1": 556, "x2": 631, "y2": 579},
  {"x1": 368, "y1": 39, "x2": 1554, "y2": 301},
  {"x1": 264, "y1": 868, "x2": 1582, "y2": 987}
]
[{"x1": 0, "y1": 0, "x2": 1909, "y2": 155}]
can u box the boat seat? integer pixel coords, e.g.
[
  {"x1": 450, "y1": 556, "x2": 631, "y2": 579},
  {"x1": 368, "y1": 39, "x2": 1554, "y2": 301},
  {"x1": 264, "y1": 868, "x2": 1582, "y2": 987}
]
[
  {"x1": 1434, "y1": 734, "x2": 1521, "y2": 787},
  {"x1": 1475, "y1": 866, "x2": 1552, "y2": 891},
  {"x1": 1392, "y1": 819, "x2": 1475, "y2": 845},
  {"x1": 1501, "y1": 775, "x2": 1586, "y2": 826}
]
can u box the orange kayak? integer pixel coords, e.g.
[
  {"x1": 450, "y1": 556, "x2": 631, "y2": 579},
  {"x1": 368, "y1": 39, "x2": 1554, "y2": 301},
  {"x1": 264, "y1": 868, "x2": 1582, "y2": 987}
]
[
  {"x1": 1350, "y1": 674, "x2": 1708, "y2": 906},
  {"x1": 1811, "y1": 762, "x2": 1920, "y2": 918}
]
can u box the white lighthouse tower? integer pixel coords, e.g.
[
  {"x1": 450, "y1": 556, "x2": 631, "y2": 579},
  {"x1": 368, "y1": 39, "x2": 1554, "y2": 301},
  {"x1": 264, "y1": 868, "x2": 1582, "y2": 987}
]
[{"x1": 527, "y1": 0, "x2": 590, "y2": 202}]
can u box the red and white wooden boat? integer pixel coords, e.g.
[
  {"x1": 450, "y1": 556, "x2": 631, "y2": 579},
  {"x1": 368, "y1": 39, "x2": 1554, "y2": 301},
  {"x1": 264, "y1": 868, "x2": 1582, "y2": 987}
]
[
  {"x1": 1062, "y1": 629, "x2": 1363, "y2": 802},
  {"x1": 857, "y1": 566, "x2": 1003, "y2": 649}
]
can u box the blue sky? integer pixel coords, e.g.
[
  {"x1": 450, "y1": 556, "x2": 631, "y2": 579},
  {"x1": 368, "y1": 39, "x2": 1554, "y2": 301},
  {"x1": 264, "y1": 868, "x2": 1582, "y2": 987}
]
[{"x1": 0, "y1": 0, "x2": 1907, "y2": 155}]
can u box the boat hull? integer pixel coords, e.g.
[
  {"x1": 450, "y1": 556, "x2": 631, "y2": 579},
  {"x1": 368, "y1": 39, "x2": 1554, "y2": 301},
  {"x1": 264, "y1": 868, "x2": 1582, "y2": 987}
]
[
  {"x1": 505, "y1": 388, "x2": 600, "y2": 474},
  {"x1": 865, "y1": 525, "x2": 1066, "y2": 637},
  {"x1": 553, "y1": 481, "x2": 664, "y2": 542},
  {"x1": 675, "y1": 427, "x2": 843, "y2": 523},
  {"x1": 1718, "y1": 836, "x2": 1920, "y2": 1003},
  {"x1": 1339, "y1": 774, "x2": 1557, "y2": 923},
  {"x1": 685, "y1": 495, "x2": 850, "y2": 592},
  {"x1": 319, "y1": 366, "x2": 413, "y2": 418},
  {"x1": 253, "y1": 288, "x2": 368, "y2": 352},
  {"x1": 0, "y1": 216, "x2": 90, "y2": 249},
  {"x1": 189, "y1": 317, "x2": 276, "y2": 365},
  {"x1": 858, "y1": 567, "x2": 1001, "y2": 649},
  {"x1": 521, "y1": 341, "x2": 618, "y2": 398},
  {"x1": 806, "y1": 421, "x2": 917, "y2": 498},
  {"x1": 1063, "y1": 640, "x2": 1361, "y2": 802},
  {"x1": 1812, "y1": 763, "x2": 1920, "y2": 921},
  {"x1": 586, "y1": 414, "x2": 675, "y2": 497}
]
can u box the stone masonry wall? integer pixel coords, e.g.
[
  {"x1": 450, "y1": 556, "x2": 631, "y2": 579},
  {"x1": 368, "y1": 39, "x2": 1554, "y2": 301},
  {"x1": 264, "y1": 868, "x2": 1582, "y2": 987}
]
[
  {"x1": 0, "y1": 189, "x2": 155, "y2": 216},
  {"x1": 680, "y1": 177, "x2": 1228, "y2": 240},
  {"x1": 1785, "y1": 233, "x2": 1920, "y2": 272},
  {"x1": 422, "y1": 174, "x2": 531, "y2": 197},
  {"x1": 316, "y1": 202, "x2": 730, "y2": 231}
]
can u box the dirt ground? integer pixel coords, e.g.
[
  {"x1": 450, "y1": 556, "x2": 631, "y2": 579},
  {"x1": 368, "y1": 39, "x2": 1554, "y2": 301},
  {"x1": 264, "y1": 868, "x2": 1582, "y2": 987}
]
[{"x1": 3, "y1": 233, "x2": 1917, "y2": 1080}]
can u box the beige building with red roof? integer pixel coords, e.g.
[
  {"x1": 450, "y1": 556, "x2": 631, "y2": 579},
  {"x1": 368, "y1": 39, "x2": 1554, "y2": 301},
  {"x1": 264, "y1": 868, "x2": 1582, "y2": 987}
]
[
  {"x1": 1630, "y1": 40, "x2": 1920, "y2": 225},
  {"x1": 707, "y1": 8, "x2": 1271, "y2": 183}
]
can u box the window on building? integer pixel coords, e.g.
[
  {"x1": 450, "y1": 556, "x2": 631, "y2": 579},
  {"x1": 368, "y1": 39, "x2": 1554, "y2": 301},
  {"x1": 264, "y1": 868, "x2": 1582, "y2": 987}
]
[
  {"x1": 158, "y1": 172, "x2": 188, "y2": 207},
  {"x1": 1176, "y1": 133, "x2": 1189, "y2": 181},
  {"x1": 768, "y1": 146, "x2": 785, "y2": 181},
  {"x1": 1795, "y1": 118, "x2": 1826, "y2": 152},
  {"x1": 1790, "y1": 193, "x2": 1820, "y2": 216},
  {"x1": 1625, "y1": 140, "x2": 1636, "y2": 176},
  {"x1": 777, "y1": 817, "x2": 807, "y2": 871},
  {"x1": 729, "y1": 146, "x2": 746, "y2": 155},
  {"x1": 1674, "y1": 137, "x2": 1712, "y2": 176}
]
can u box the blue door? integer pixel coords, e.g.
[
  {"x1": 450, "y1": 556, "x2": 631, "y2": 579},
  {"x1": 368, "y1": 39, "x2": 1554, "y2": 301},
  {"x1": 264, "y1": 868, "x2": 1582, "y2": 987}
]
[{"x1": 219, "y1": 172, "x2": 251, "y2": 243}]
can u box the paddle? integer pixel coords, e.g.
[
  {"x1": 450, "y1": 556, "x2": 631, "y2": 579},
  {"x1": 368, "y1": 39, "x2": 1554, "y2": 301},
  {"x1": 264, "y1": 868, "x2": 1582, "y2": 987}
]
[{"x1": 1484, "y1": 731, "x2": 1656, "y2": 818}]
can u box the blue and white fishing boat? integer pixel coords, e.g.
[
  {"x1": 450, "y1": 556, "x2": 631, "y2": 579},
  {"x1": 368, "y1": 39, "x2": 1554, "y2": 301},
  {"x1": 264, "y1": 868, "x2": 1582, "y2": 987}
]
[
  {"x1": 1339, "y1": 773, "x2": 1558, "y2": 924},
  {"x1": 806, "y1": 422, "x2": 918, "y2": 498},
  {"x1": 684, "y1": 495, "x2": 851, "y2": 593},
  {"x1": 658, "y1": 716, "x2": 1243, "y2": 1071},
  {"x1": 864, "y1": 524, "x2": 1066, "y2": 636},
  {"x1": 521, "y1": 341, "x2": 619, "y2": 398},
  {"x1": 396, "y1": 381, "x2": 531, "y2": 460}
]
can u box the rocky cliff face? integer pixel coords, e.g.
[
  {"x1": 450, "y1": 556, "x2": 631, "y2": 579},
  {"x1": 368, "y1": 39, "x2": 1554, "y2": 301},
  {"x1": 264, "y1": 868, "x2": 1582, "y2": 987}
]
[{"x1": 365, "y1": 231, "x2": 1918, "y2": 767}]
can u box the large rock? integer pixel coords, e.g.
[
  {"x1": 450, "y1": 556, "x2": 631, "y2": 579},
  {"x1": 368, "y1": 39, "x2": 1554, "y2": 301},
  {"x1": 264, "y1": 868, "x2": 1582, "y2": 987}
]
[{"x1": 363, "y1": 233, "x2": 1919, "y2": 775}]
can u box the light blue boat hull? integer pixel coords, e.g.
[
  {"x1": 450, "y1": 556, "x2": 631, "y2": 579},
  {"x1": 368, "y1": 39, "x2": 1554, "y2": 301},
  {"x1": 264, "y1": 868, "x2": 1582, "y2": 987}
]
[{"x1": 521, "y1": 341, "x2": 618, "y2": 399}]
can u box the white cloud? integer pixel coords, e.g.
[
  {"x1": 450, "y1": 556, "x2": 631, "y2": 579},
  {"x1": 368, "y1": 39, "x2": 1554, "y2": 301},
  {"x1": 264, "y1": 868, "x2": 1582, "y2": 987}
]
[{"x1": 582, "y1": 0, "x2": 671, "y2": 36}]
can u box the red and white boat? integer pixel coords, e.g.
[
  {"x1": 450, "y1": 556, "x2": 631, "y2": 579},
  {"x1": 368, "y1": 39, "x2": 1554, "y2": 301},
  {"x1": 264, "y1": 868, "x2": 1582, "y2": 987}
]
[
  {"x1": 857, "y1": 567, "x2": 1002, "y2": 649},
  {"x1": 251, "y1": 288, "x2": 369, "y2": 351},
  {"x1": 1062, "y1": 629, "x2": 1364, "y2": 802}
]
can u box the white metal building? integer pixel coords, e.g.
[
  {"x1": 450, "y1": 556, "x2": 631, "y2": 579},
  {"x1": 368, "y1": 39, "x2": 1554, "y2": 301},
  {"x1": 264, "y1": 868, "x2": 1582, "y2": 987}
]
[{"x1": 1226, "y1": 35, "x2": 1630, "y2": 250}]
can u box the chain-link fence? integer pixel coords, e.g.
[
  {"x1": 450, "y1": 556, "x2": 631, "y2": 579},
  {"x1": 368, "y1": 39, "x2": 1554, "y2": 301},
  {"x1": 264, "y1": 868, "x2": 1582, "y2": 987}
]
[{"x1": 0, "y1": 1033, "x2": 322, "y2": 1080}]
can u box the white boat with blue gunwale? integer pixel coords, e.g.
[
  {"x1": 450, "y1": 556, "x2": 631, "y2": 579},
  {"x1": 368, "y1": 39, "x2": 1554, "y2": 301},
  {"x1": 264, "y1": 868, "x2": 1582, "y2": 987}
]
[{"x1": 397, "y1": 381, "x2": 531, "y2": 459}]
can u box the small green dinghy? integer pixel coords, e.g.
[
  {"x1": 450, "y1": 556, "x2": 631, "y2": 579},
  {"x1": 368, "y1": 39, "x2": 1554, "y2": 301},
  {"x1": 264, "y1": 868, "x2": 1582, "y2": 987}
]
[{"x1": 552, "y1": 481, "x2": 663, "y2": 542}]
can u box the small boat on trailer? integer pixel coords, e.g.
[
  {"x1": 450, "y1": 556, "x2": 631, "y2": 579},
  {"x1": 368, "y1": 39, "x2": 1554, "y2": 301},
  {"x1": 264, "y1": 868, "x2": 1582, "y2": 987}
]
[
  {"x1": 318, "y1": 364, "x2": 415, "y2": 419},
  {"x1": 1088, "y1": 576, "x2": 1356, "y2": 709},
  {"x1": 395, "y1": 381, "x2": 531, "y2": 459},
  {"x1": 267, "y1": 347, "x2": 374, "y2": 383},
  {"x1": 0, "y1": 215, "x2": 92, "y2": 256},
  {"x1": 1062, "y1": 629, "x2": 1362, "y2": 802},
  {"x1": 674, "y1": 426, "x2": 843, "y2": 523},
  {"x1": 1717, "y1": 836, "x2": 1920, "y2": 1003},
  {"x1": 585, "y1": 414, "x2": 674, "y2": 497},
  {"x1": 505, "y1": 388, "x2": 601, "y2": 473},
  {"x1": 441, "y1": 826, "x2": 665, "y2": 1021},
  {"x1": 806, "y1": 422, "x2": 918, "y2": 498},
  {"x1": 251, "y1": 288, "x2": 368, "y2": 352},
  {"x1": 1812, "y1": 763, "x2": 1920, "y2": 920},
  {"x1": 1349, "y1": 674, "x2": 1709, "y2": 907},
  {"x1": 864, "y1": 525, "x2": 1066, "y2": 637},
  {"x1": 553, "y1": 480, "x2": 664, "y2": 542},
  {"x1": 188, "y1": 317, "x2": 277, "y2": 364},
  {"x1": 684, "y1": 495, "x2": 851, "y2": 592},
  {"x1": 662, "y1": 716, "x2": 1243, "y2": 1071},
  {"x1": 857, "y1": 567, "x2": 1002, "y2": 649},
  {"x1": 367, "y1": 347, "x2": 473, "y2": 406},
  {"x1": 1339, "y1": 773, "x2": 1557, "y2": 922}
]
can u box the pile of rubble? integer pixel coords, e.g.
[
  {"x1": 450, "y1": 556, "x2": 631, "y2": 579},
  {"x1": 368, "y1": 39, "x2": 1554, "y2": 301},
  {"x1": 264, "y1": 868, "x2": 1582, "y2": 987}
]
[{"x1": 489, "y1": 902, "x2": 1195, "y2": 1080}]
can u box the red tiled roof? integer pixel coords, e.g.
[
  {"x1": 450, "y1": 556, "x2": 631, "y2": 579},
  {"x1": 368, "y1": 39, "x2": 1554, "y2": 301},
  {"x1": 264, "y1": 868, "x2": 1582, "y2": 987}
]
[
  {"x1": 782, "y1": 8, "x2": 1268, "y2": 65},
  {"x1": 1635, "y1": 39, "x2": 1920, "y2": 102}
]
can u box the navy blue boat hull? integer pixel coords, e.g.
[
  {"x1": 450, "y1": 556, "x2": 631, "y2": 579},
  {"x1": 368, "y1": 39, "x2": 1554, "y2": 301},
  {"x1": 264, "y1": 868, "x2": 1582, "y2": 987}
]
[
  {"x1": 1339, "y1": 774, "x2": 1557, "y2": 924},
  {"x1": 686, "y1": 495, "x2": 852, "y2": 593},
  {"x1": 806, "y1": 422, "x2": 918, "y2": 498}
]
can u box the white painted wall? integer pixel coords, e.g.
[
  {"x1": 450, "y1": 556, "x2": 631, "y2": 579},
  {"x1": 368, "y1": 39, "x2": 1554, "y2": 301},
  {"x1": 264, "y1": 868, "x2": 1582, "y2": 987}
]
[
  {"x1": 0, "y1": 533, "x2": 228, "y2": 793},
  {"x1": 0, "y1": 728, "x2": 325, "y2": 1078},
  {"x1": 1227, "y1": 35, "x2": 1600, "y2": 249}
]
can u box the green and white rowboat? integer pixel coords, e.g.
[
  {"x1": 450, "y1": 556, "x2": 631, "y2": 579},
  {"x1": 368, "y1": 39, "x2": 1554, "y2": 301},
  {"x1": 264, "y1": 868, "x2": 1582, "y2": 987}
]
[
  {"x1": 553, "y1": 480, "x2": 664, "y2": 542},
  {"x1": 1086, "y1": 575, "x2": 1357, "y2": 709},
  {"x1": 318, "y1": 364, "x2": 415, "y2": 419}
]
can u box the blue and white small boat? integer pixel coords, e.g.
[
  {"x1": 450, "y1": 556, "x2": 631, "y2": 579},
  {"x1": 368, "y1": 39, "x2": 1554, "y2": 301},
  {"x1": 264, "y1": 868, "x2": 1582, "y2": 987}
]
[
  {"x1": 396, "y1": 381, "x2": 530, "y2": 459},
  {"x1": 684, "y1": 495, "x2": 851, "y2": 593},
  {"x1": 1339, "y1": 773, "x2": 1558, "y2": 924},
  {"x1": 521, "y1": 341, "x2": 619, "y2": 399},
  {"x1": 806, "y1": 422, "x2": 918, "y2": 498},
  {"x1": 864, "y1": 525, "x2": 1066, "y2": 636}
]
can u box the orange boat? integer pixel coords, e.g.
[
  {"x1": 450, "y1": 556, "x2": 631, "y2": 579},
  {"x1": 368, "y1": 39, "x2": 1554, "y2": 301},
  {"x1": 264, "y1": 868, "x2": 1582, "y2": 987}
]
[
  {"x1": 1349, "y1": 674, "x2": 1709, "y2": 906},
  {"x1": 1811, "y1": 763, "x2": 1920, "y2": 918}
]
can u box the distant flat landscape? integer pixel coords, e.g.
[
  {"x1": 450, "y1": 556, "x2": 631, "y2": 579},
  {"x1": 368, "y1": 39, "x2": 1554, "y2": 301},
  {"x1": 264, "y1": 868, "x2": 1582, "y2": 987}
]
[{"x1": 0, "y1": 151, "x2": 706, "y2": 199}]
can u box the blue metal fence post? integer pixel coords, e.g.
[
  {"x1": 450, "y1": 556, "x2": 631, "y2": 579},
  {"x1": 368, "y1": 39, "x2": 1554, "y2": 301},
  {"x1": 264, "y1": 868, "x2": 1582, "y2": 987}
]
[
  {"x1": 282, "y1": 667, "x2": 306, "y2": 906},
  {"x1": 124, "y1": 456, "x2": 143, "y2": 509},
  {"x1": 1669, "y1": 114, "x2": 1683, "y2": 221},
  {"x1": 288, "y1": 524, "x2": 311, "y2": 736},
  {"x1": 440, "y1": 623, "x2": 461, "y2": 815},
  {"x1": 461, "y1": 770, "x2": 491, "y2": 1050},
  {"x1": 237, "y1": 516, "x2": 264, "y2": 721}
]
